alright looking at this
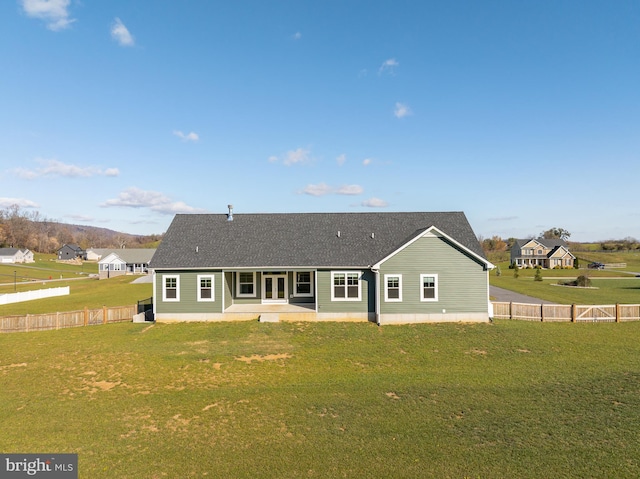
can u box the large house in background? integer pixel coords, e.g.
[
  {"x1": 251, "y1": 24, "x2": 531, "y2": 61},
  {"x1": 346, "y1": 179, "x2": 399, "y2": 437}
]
[
  {"x1": 510, "y1": 238, "x2": 575, "y2": 268},
  {"x1": 98, "y1": 249, "x2": 156, "y2": 279},
  {"x1": 149, "y1": 208, "x2": 494, "y2": 325}
]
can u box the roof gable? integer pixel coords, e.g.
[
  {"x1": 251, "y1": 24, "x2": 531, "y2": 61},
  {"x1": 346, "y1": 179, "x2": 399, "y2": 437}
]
[
  {"x1": 150, "y1": 212, "x2": 485, "y2": 269},
  {"x1": 373, "y1": 226, "x2": 493, "y2": 269},
  {"x1": 517, "y1": 238, "x2": 568, "y2": 250}
]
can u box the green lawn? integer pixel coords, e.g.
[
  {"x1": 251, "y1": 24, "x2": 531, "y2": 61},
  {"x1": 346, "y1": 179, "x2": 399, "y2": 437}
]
[
  {"x1": 0, "y1": 275, "x2": 151, "y2": 316},
  {"x1": 0, "y1": 254, "x2": 98, "y2": 283},
  {"x1": 490, "y1": 260, "x2": 640, "y2": 304},
  {"x1": 1, "y1": 320, "x2": 639, "y2": 478}
]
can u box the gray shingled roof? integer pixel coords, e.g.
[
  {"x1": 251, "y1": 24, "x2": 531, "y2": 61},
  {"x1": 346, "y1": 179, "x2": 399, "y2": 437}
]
[
  {"x1": 515, "y1": 238, "x2": 568, "y2": 249},
  {"x1": 100, "y1": 249, "x2": 156, "y2": 264},
  {"x1": 150, "y1": 212, "x2": 485, "y2": 269}
]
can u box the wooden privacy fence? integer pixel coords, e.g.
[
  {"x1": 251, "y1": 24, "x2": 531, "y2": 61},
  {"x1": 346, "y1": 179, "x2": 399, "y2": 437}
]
[
  {"x1": 0, "y1": 305, "x2": 136, "y2": 333},
  {"x1": 492, "y1": 302, "x2": 640, "y2": 323}
]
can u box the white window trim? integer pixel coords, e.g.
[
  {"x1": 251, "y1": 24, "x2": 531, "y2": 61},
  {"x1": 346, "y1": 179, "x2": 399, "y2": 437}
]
[
  {"x1": 384, "y1": 274, "x2": 403, "y2": 302},
  {"x1": 331, "y1": 271, "x2": 362, "y2": 302},
  {"x1": 236, "y1": 271, "x2": 257, "y2": 298},
  {"x1": 197, "y1": 274, "x2": 215, "y2": 302},
  {"x1": 420, "y1": 273, "x2": 438, "y2": 302},
  {"x1": 293, "y1": 271, "x2": 314, "y2": 298},
  {"x1": 163, "y1": 275, "x2": 180, "y2": 302}
]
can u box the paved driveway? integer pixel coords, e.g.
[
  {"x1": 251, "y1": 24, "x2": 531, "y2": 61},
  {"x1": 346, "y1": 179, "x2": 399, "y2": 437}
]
[{"x1": 490, "y1": 286, "x2": 556, "y2": 304}]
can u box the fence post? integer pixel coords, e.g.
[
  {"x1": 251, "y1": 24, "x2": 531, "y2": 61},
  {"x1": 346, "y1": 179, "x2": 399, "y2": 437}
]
[
  {"x1": 84, "y1": 307, "x2": 89, "y2": 326},
  {"x1": 616, "y1": 304, "x2": 620, "y2": 323},
  {"x1": 26, "y1": 314, "x2": 29, "y2": 333},
  {"x1": 571, "y1": 304, "x2": 576, "y2": 323},
  {"x1": 103, "y1": 305, "x2": 108, "y2": 324},
  {"x1": 540, "y1": 304, "x2": 544, "y2": 322},
  {"x1": 56, "y1": 312, "x2": 59, "y2": 330},
  {"x1": 509, "y1": 302, "x2": 513, "y2": 320}
]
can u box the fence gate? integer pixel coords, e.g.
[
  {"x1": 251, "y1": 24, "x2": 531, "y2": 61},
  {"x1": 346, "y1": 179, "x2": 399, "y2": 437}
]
[
  {"x1": 88, "y1": 309, "x2": 104, "y2": 325},
  {"x1": 574, "y1": 305, "x2": 616, "y2": 322},
  {"x1": 137, "y1": 297, "x2": 154, "y2": 321}
]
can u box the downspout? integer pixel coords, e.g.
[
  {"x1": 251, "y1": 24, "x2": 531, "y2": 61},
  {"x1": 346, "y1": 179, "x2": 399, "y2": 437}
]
[
  {"x1": 372, "y1": 267, "x2": 380, "y2": 326},
  {"x1": 152, "y1": 271, "x2": 157, "y2": 318}
]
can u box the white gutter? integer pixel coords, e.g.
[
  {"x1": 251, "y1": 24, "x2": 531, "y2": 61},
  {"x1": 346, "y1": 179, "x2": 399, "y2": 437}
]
[{"x1": 372, "y1": 267, "x2": 380, "y2": 326}]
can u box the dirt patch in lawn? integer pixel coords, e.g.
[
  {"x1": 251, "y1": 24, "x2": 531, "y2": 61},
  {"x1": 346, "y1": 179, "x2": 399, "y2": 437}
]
[
  {"x1": 235, "y1": 353, "x2": 292, "y2": 363},
  {"x1": 0, "y1": 363, "x2": 27, "y2": 371}
]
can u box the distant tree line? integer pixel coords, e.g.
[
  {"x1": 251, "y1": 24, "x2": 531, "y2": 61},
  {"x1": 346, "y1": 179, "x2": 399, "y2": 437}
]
[{"x1": 0, "y1": 204, "x2": 161, "y2": 254}]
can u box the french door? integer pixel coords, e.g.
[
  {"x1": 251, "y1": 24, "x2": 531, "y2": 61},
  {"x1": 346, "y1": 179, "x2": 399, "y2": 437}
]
[{"x1": 262, "y1": 273, "x2": 287, "y2": 303}]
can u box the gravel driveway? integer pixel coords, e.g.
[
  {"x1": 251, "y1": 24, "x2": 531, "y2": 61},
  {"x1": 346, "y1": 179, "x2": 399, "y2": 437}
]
[{"x1": 490, "y1": 286, "x2": 556, "y2": 304}]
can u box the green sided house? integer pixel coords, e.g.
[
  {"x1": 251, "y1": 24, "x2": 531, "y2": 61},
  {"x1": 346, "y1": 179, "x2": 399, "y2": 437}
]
[{"x1": 149, "y1": 208, "x2": 494, "y2": 325}]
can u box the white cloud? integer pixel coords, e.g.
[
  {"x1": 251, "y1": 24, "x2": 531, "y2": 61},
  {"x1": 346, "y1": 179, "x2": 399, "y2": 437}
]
[
  {"x1": 378, "y1": 58, "x2": 399, "y2": 75},
  {"x1": 173, "y1": 130, "x2": 199, "y2": 142},
  {"x1": 336, "y1": 154, "x2": 346, "y2": 166},
  {"x1": 301, "y1": 183, "x2": 333, "y2": 197},
  {"x1": 285, "y1": 148, "x2": 311, "y2": 166},
  {"x1": 336, "y1": 184, "x2": 363, "y2": 195},
  {"x1": 111, "y1": 17, "x2": 135, "y2": 47},
  {"x1": 12, "y1": 159, "x2": 120, "y2": 179},
  {"x1": 269, "y1": 148, "x2": 312, "y2": 166},
  {"x1": 361, "y1": 197, "x2": 389, "y2": 208},
  {"x1": 300, "y1": 183, "x2": 363, "y2": 197},
  {"x1": 362, "y1": 158, "x2": 372, "y2": 166},
  {"x1": 21, "y1": 0, "x2": 75, "y2": 31},
  {"x1": 0, "y1": 197, "x2": 39, "y2": 208},
  {"x1": 292, "y1": 31, "x2": 302, "y2": 40},
  {"x1": 101, "y1": 187, "x2": 206, "y2": 215},
  {"x1": 394, "y1": 102, "x2": 412, "y2": 118}
]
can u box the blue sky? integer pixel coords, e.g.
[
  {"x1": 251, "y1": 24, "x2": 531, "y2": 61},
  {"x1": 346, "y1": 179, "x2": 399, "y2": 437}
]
[{"x1": 1, "y1": 0, "x2": 639, "y2": 242}]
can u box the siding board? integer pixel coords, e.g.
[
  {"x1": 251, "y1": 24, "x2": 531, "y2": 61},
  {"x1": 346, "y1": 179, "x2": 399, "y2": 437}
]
[{"x1": 379, "y1": 235, "x2": 488, "y2": 314}]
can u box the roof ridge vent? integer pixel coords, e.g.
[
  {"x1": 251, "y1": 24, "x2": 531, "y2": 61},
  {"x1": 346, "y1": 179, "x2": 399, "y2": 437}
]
[{"x1": 227, "y1": 204, "x2": 233, "y2": 222}]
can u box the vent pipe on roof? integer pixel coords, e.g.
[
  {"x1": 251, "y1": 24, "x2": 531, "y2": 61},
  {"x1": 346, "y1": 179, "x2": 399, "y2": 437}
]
[
  {"x1": 337, "y1": 231, "x2": 341, "y2": 238},
  {"x1": 371, "y1": 233, "x2": 375, "y2": 239},
  {"x1": 227, "y1": 204, "x2": 234, "y2": 221}
]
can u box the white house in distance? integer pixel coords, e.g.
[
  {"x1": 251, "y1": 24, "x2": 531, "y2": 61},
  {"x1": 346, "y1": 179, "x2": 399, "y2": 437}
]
[
  {"x1": 0, "y1": 248, "x2": 34, "y2": 264},
  {"x1": 98, "y1": 249, "x2": 156, "y2": 279}
]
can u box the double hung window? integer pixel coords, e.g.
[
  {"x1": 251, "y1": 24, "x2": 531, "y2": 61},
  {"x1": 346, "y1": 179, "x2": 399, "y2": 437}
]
[
  {"x1": 163, "y1": 275, "x2": 180, "y2": 301},
  {"x1": 384, "y1": 274, "x2": 402, "y2": 302},
  {"x1": 197, "y1": 275, "x2": 215, "y2": 301},
  {"x1": 332, "y1": 271, "x2": 361, "y2": 301},
  {"x1": 295, "y1": 271, "x2": 313, "y2": 297},
  {"x1": 237, "y1": 272, "x2": 256, "y2": 297},
  {"x1": 420, "y1": 274, "x2": 438, "y2": 301}
]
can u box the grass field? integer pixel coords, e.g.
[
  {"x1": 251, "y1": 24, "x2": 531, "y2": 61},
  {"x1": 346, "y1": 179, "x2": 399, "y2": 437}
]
[
  {"x1": 0, "y1": 254, "x2": 98, "y2": 282},
  {"x1": 1, "y1": 320, "x2": 639, "y2": 478},
  {"x1": 490, "y1": 253, "x2": 640, "y2": 304}
]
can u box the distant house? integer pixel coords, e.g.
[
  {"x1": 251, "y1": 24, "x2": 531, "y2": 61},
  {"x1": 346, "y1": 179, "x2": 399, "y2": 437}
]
[
  {"x1": 21, "y1": 249, "x2": 34, "y2": 263},
  {"x1": 57, "y1": 244, "x2": 86, "y2": 261},
  {"x1": 98, "y1": 249, "x2": 156, "y2": 279},
  {"x1": 149, "y1": 208, "x2": 494, "y2": 325},
  {"x1": 86, "y1": 248, "x2": 111, "y2": 261},
  {"x1": 510, "y1": 238, "x2": 575, "y2": 268},
  {"x1": 0, "y1": 248, "x2": 34, "y2": 264}
]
